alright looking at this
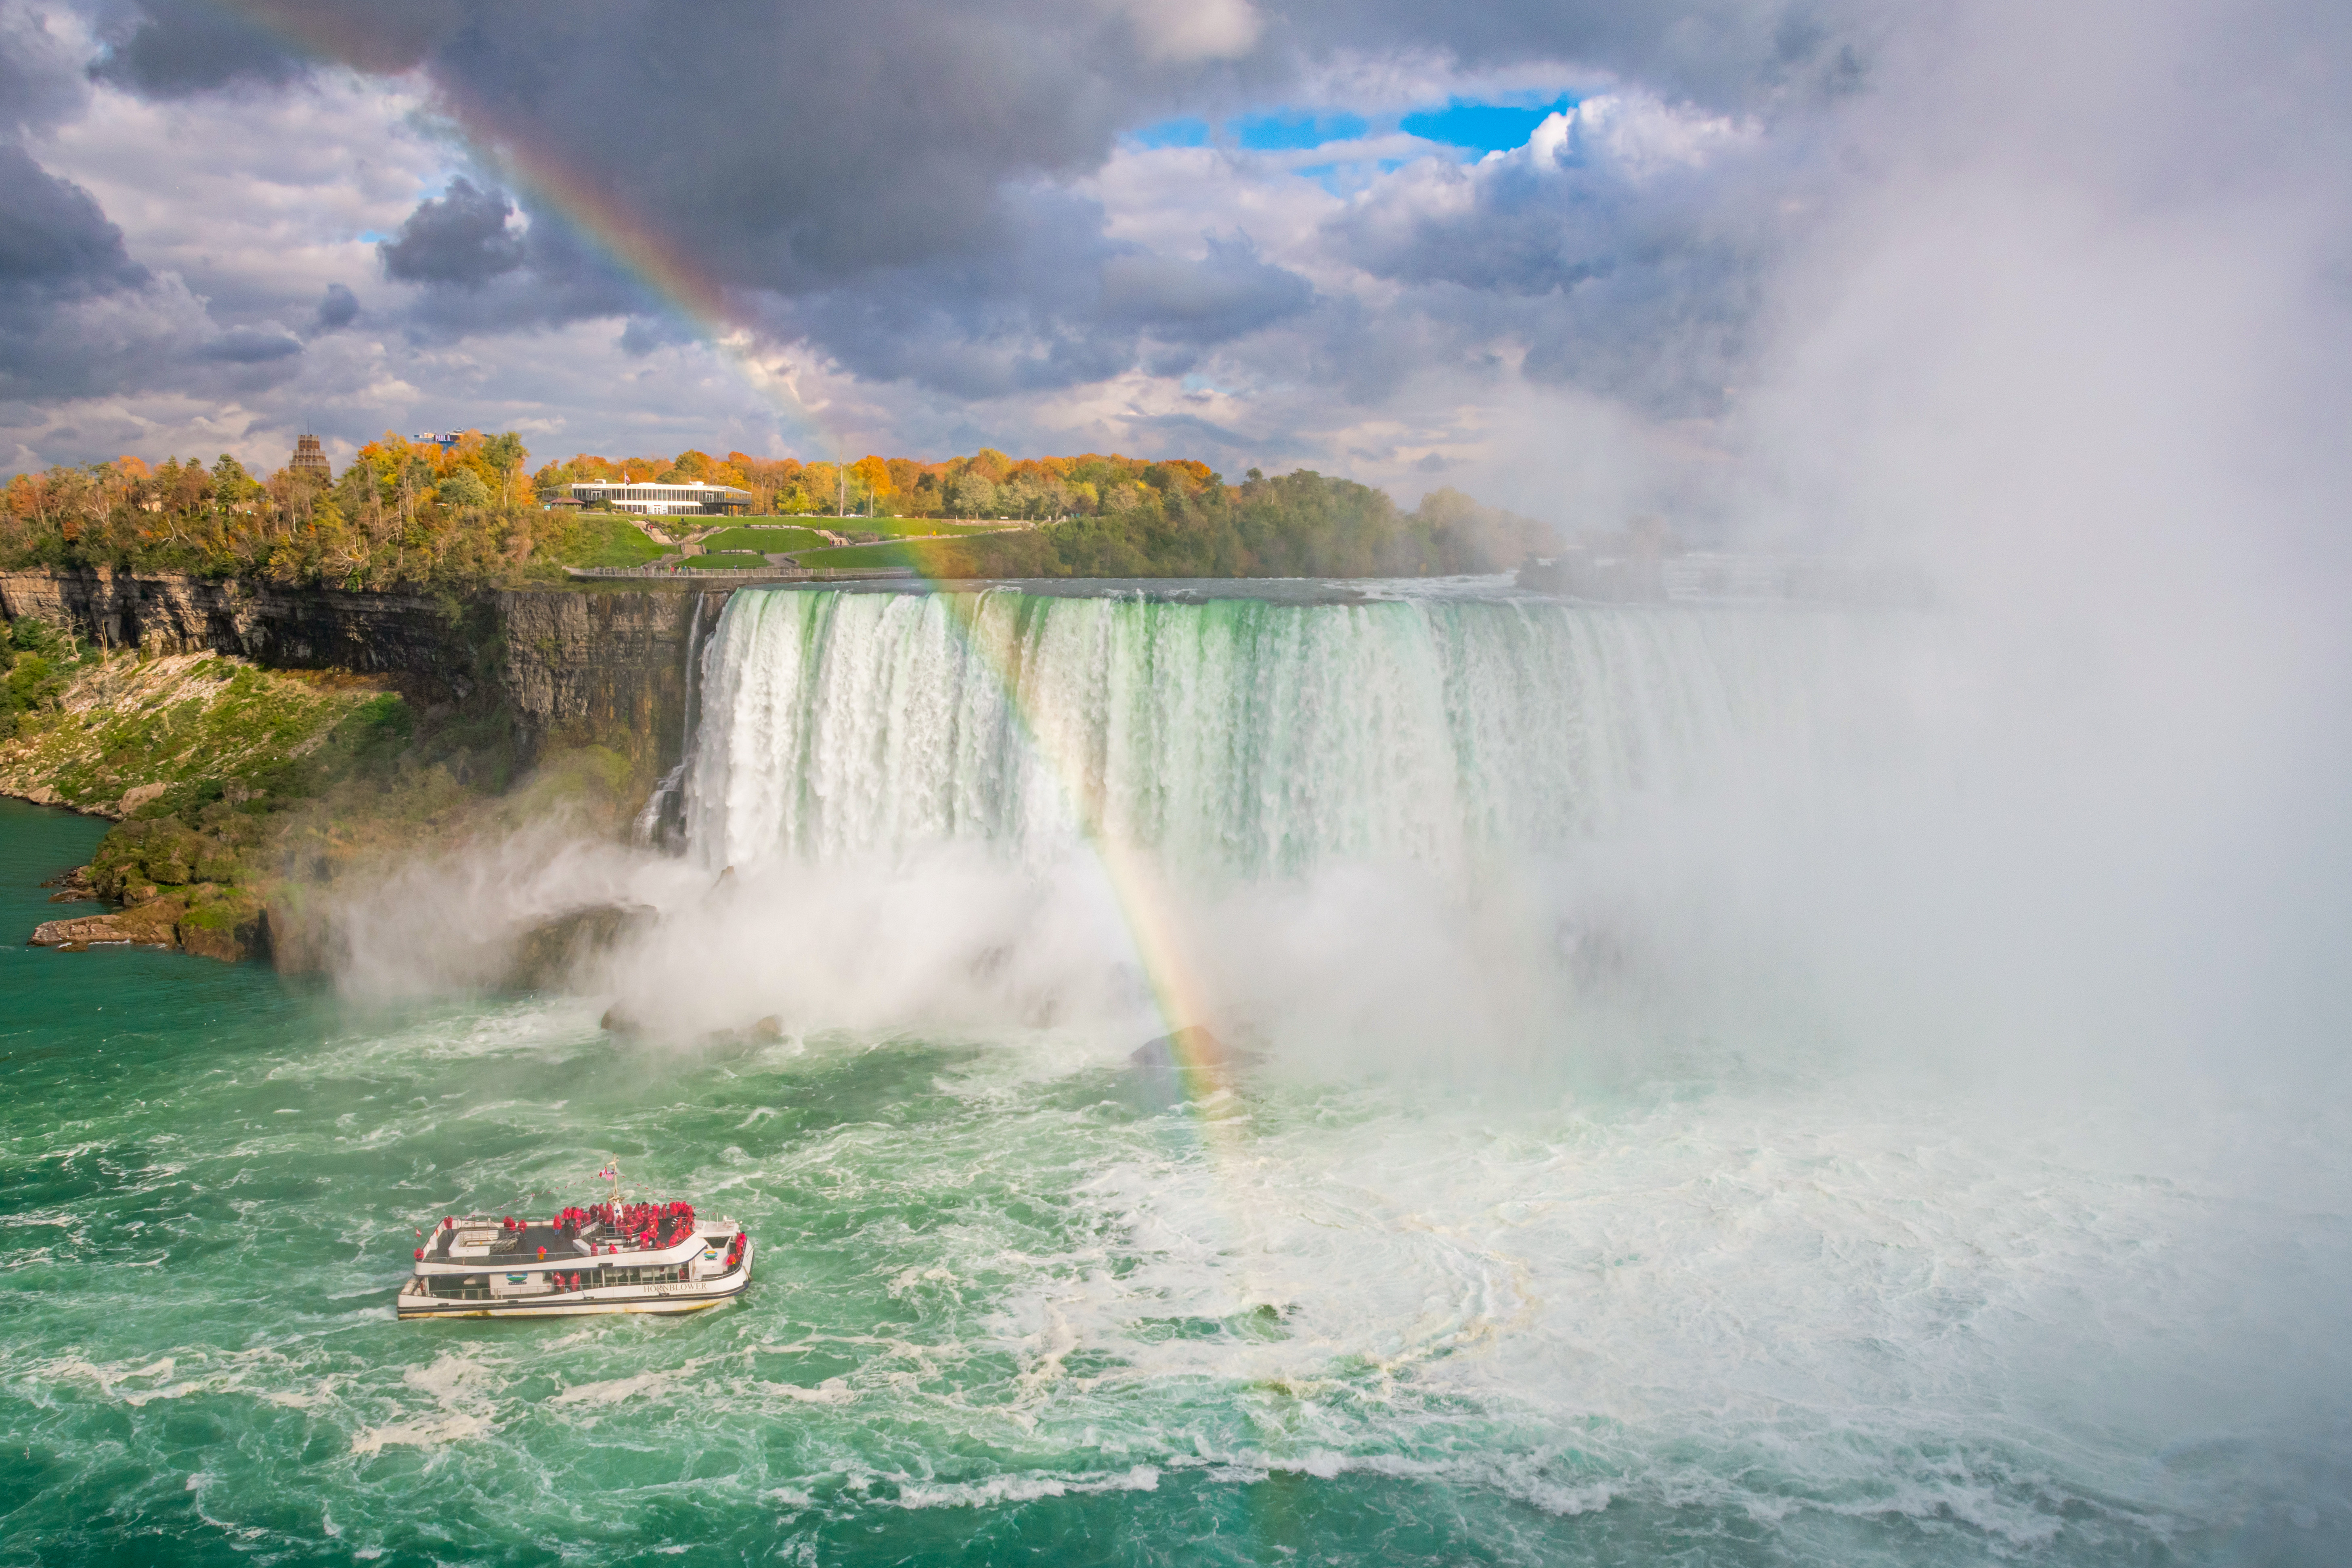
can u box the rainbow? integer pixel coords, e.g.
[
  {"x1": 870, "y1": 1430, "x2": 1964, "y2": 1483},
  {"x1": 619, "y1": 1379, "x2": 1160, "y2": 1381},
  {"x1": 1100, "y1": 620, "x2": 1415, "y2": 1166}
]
[
  {"x1": 914, "y1": 585, "x2": 1230, "y2": 1063},
  {"x1": 889, "y1": 583, "x2": 1272, "y2": 1309},
  {"x1": 440, "y1": 77, "x2": 834, "y2": 454},
  {"x1": 208, "y1": 4, "x2": 1254, "y2": 1122},
  {"x1": 195, "y1": 4, "x2": 834, "y2": 453},
  {"x1": 731, "y1": 583, "x2": 1264, "y2": 1133}
]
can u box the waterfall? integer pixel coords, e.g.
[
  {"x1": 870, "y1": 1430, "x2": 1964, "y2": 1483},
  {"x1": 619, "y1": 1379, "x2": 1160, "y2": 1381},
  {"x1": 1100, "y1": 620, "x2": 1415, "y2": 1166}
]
[
  {"x1": 608, "y1": 584, "x2": 1914, "y2": 1053},
  {"x1": 632, "y1": 590, "x2": 718, "y2": 852},
  {"x1": 682, "y1": 586, "x2": 1879, "y2": 882}
]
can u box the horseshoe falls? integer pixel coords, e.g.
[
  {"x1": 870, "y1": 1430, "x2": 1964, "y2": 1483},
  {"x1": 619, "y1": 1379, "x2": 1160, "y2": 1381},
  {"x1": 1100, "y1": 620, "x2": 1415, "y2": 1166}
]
[{"x1": 2, "y1": 584, "x2": 2346, "y2": 1566}]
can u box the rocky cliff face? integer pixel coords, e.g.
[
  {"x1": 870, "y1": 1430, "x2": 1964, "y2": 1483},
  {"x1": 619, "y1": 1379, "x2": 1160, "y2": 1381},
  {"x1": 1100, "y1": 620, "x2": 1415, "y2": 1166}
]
[
  {"x1": 0, "y1": 569, "x2": 729, "y2": 770},
  {"x1": 0, "y1": 568, "x2": 479, "y2": 691},
  {"x1": 494, "y1": 586, "x2": 725, "y2": 770}
]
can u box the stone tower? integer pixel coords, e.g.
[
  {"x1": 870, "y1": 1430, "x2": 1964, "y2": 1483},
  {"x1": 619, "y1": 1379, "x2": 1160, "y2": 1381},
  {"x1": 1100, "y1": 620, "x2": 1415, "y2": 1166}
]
[{"x1": 290, "y1": 433, "x2": 330, "y2": 477}]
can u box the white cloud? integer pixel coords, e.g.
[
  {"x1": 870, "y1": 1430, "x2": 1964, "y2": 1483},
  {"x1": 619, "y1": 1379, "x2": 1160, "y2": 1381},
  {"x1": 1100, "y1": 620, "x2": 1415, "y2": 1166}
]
[
  {"x1": 33, "y1": 68, "x2": 442, "y2": 330},
  {"x1": 1283, "y1": 48, "x2": 1603, "y2": 116},
  {"x1": 1105, "y1": 0, "x2": 1261, "y2": 62},
  {"x1": 1488, "y1": 92, "x2": 1756, "y2": 180}
]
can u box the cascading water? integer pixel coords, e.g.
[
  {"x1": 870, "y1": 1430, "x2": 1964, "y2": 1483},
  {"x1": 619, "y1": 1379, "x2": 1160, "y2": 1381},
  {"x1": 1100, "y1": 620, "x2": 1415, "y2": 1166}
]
[
  {"x1": 684, "y1": 586, "x2": 1881, "y2": 880},
  {"x1": 639, "y1": 584, "x2": 1903, "y2": 1054}
]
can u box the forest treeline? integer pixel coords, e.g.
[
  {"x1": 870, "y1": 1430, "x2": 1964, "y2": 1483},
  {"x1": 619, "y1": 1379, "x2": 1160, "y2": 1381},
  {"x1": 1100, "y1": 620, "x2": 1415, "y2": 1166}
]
[
  {"x1": 0, "y1": 431, "x2": 557, "y2": 588},
  {"x1": 537, "y1": 446, "x2": 1220, "y2": 522},
  {"x1": 898, "y1": 469, "x2": 1552, "y2": 579},
  {"x1": 1, "y1": 431, "x2": 1554, "y2": 587}
]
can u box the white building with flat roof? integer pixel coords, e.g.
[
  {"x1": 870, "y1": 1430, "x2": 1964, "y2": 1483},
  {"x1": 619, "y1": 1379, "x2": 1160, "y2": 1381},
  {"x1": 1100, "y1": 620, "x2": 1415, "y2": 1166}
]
[{"x1": 568, "y1": 479, "x2": 752, "y2": 516}]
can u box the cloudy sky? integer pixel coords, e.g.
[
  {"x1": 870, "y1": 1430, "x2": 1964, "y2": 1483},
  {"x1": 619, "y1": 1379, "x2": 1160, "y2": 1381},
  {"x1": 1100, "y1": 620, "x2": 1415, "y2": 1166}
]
[{"x1": 2, "y1": 0, "x2": 2346, "y2": 539}]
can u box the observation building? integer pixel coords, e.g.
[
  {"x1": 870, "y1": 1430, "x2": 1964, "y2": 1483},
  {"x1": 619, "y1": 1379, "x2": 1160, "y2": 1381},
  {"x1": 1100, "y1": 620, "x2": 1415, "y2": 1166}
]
[
  {"x1": 289, "y1": 434, "x2": 331, "y2": 477},
  {"x1": 567, "y1": 479, "x2": 753, "y2": 516}
]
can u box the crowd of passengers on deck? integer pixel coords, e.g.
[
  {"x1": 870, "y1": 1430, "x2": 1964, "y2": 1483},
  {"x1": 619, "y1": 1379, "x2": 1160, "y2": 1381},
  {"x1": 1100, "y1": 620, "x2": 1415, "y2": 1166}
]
[{"x1": 413, "y1": 1203, "x2": 746, "y2": 1284}]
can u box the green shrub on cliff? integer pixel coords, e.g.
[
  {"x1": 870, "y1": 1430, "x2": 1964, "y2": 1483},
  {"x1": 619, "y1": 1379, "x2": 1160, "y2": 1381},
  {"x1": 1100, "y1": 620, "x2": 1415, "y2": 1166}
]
[
  {"x1": 0, "y1": 618, "x2": 85, "y2": 741},
  {"x1": 3, "y1": 645, "x2": 558, "y2": 963},
  {"x1": 0, "y1": 652, "x2": 420, "y2": 900},
  {"x1": 90, "y1": 819, "x2": 216, "y2": 900}
]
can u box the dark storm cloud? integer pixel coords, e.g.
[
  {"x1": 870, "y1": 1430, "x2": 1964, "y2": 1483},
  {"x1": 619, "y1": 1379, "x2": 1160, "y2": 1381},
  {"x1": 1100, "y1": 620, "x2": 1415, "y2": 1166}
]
[
  {"x1": 64, "y1": 0, "x2": 1878, "y2": 420},
  {"x1": 1097, "y1": 238, "x2": 1313, "y2": 345},
  {"x1": 89, "y1": 0, "x2": 455, "y2": 98},
  {"x1": 89, "y1": 0, "x2": 305, "y2": 97},
  {"x1": 1278, "y1": 0, "x2": 1876, "y2": 108},
  {"x1": 387, "y1": 201, "x2": 651, "y2": 338},
  {"x1": 378, "y1": 176, "x2": 524, "y2": 287},
  {"x1": 761, "y1": 189, "x2": 1314, "y2": 398},
  {"x1": 0, "y1": 143, "x2": 146, "y2": 294},
  {"x1": 0, "y1": 17, "x2": 159, "y2": 400},
  {"x1": 93, "y1": 0, "x2": 1192, "y2": 281},
  {"x1": 198, "y1": 325, "x2": 302, "y2": 362},
  {"x1": 0, "y1": 18, "x2": 322, "y2": 406},
  {"x1": 312, "y1": 281, "x2": 359, "y2": 332},
  {"x1": 0, "y1": 6, "x2": 87, "y2": 134},
  {"x1": 0, "y1": 135, "x2": 315, "y2": 401}
]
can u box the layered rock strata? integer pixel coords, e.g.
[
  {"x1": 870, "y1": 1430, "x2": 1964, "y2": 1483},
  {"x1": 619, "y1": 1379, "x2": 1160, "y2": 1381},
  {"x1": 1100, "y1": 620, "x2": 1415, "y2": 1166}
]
[{"x1": 0, "y1": 570, "x2": 727, "y2": 771}]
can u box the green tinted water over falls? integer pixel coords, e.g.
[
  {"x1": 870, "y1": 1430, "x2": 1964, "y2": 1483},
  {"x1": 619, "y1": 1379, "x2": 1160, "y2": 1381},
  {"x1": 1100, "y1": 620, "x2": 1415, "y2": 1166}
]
[{"x1": 2, "y1": 788, "x2": 2346, "y2": 1564}]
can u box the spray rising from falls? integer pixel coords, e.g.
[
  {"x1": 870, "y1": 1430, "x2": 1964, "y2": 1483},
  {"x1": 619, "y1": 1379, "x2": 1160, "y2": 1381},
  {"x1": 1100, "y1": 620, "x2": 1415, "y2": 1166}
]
[{"x1": 605, "y1": 586, "x2": 1914, "y2": 1055}]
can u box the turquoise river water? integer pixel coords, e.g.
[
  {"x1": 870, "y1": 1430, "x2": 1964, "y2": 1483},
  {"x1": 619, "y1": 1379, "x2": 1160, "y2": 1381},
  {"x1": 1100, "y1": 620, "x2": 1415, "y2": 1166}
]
[{"x1": 2, "y1": 589, "x2": 2347, "y2": 1566}]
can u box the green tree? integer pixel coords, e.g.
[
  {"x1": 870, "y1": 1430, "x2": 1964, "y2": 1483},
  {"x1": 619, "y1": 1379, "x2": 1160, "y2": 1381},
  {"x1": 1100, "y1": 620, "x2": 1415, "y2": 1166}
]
[{"x1": 437, "y1": 469, "x2": 492, "y2": 509}]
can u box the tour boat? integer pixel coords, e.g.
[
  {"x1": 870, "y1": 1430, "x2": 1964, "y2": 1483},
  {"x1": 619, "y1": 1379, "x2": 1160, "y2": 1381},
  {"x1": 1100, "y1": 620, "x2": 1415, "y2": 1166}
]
[{"x1": 396, "y1": 1199, "x2": 753, "y2": 1320}]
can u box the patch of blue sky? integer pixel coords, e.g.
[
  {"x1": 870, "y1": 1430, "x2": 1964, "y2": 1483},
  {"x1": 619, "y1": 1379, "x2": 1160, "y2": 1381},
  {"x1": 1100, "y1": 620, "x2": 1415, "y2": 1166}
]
[
  {"x1": 1401, "y1": 97, "x2": 1578, "y2": 155},
  {"x1": 1127, "y1": 117, "x2": 1210, "y2": 150},
  {"x1": 1231, "y1": 111, "x2": 1370, "y2": 151}
]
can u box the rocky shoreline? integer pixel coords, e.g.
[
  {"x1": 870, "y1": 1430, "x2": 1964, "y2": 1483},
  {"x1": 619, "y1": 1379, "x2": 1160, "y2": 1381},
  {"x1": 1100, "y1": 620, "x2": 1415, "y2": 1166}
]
[{"x1": 2, "y1": 568, "x2": 723, "y2": 969}]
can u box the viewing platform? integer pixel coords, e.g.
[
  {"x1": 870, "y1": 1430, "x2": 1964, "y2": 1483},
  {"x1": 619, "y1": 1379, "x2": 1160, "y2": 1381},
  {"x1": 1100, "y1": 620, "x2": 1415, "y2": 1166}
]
[{"x1": 564, "y1": 565, "x2": 918, "y2": 582}]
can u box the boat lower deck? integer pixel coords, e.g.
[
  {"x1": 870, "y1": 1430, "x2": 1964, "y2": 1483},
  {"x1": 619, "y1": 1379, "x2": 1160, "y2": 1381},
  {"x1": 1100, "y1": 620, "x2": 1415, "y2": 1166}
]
[
  {"x1": 396, "y1": 1274, "x2": 751, "y2": 1319},
  {"x1": 400, "y1": 1215, "x2": 753, "y2": 1320}
]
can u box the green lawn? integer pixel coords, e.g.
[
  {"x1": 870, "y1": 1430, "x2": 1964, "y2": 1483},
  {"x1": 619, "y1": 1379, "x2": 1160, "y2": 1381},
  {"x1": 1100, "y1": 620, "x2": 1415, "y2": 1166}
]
[
  {"x1": 555, "y1": 513, "x2": 679, "y2": 568},
  {"x1": 866, "y1": 518, "x2": 1025, "y2": 538},
  {"x1": 788, "y1": 540, "x2": 931, "y2": 570},
  {"x1": 746, "y1": 516, "x2": 1025, "y2": 538},
  {"x1": 697, "y1": 525, "x2": 832, "y2": 554}
]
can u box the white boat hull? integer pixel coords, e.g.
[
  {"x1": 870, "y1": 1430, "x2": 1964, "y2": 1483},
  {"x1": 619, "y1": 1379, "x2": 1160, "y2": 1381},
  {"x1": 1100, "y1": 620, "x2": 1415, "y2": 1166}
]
[
  {"x1": 396, "y1": 1285, "x2": 746, "y2": 1320},
  {"x1": 398, "y1": 1224, "x2": 754, "y2": 1321}
]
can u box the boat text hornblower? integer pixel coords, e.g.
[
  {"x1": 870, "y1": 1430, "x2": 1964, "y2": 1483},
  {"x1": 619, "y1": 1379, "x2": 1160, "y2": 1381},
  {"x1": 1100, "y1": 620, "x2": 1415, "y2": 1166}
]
[{"x1": 398, "y1": 1201, "x2": 753, "y2": 1320}]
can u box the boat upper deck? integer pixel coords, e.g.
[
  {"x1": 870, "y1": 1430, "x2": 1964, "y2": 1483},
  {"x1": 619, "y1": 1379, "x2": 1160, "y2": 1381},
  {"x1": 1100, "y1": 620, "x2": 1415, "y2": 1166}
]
[{"x1": 417, "y1": 1204, "x2": 735, "y2": 1274}]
